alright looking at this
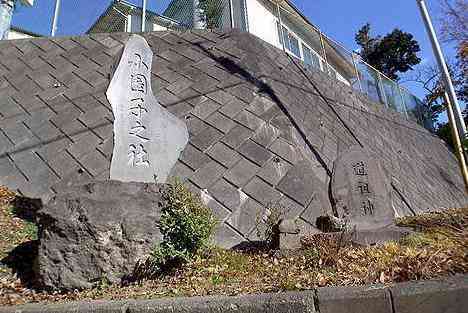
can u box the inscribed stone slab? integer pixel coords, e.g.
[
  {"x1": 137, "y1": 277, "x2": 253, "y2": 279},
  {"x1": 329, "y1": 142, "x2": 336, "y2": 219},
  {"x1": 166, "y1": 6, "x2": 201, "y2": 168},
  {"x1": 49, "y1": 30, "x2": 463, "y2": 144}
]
[
  {"x1": 107, "y1": 35, "x2": 188, "y2": 183},
  {"x1": 331, "y1": 145, "x2": 394, "y2": 229}
]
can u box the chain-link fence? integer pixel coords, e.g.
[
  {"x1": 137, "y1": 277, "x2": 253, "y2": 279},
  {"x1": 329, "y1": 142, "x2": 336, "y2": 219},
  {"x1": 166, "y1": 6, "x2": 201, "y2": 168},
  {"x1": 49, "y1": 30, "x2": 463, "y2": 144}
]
[{"x1": 7, "y1": 0, "x2": 432, "y2": 130}]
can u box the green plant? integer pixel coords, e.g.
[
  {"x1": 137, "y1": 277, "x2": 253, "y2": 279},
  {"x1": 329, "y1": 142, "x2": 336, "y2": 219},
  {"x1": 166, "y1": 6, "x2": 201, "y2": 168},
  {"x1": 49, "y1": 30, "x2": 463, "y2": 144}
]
[
  {"x1": 198, "y1": 0, "x2": 224, "y2": 29},
  {"x1": 355, "y1": 23, "x2": 421, "y2": 80},
  {"x1": 134, "y1": 180, "x2": 217, "y2": 280}
]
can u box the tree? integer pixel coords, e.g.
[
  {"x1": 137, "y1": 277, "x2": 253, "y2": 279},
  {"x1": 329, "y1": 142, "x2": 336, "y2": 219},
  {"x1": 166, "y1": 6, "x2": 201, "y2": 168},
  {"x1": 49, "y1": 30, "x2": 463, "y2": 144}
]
[
  {"x1": 438, "y1": 0, "x2": 468, "y2": 102},
  {"x1": 436, "y1": 108, "x2": 468, "y2": 149},
  {"x1": 197, "y1": 0, "x2": 224, "y2": 29},
  {"x1": 438, "y1": 0, "x2": 468, "y2": 44},
  {"x1": 355, "y1": 23, "x2": 421, "y2": 81},
  {"x1": 428, "y1": 0, "x2": 468, "y2": 148},
  {"x1": 404, "y1": 64, "x2": 446, "y2": 124}
]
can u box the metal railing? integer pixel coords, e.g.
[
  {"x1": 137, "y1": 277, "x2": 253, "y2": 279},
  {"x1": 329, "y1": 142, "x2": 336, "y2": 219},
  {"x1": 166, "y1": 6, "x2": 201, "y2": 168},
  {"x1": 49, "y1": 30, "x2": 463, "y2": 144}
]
[
  {"x1": 271, "y1": 0, "x2": 433, "y2": 130},
  {"x1": 8, "y1": 0, "x2": 432, "y2": 130}
]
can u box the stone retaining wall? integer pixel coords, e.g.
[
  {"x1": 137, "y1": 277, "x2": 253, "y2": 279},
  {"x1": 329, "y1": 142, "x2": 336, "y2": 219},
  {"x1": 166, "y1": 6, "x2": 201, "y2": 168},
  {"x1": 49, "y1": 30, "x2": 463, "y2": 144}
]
[{"x1": 0, "y1": 29, "x2": 466, "y2": 248}]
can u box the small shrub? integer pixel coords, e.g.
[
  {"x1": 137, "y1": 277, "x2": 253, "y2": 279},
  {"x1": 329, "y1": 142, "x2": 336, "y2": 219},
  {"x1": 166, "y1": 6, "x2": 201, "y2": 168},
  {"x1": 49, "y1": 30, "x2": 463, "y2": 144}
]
[{"x1": 133, "y1": 180, "x2": 217, "y2": 280}]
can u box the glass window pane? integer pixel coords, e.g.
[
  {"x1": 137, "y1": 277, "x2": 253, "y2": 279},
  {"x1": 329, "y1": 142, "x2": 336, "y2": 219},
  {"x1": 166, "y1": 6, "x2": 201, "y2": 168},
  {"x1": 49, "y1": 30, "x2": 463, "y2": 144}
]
[
  {"x1": 277, "y1": 22, "x2": 283, "y2": 46},
  {"x1": 310, "y1": 51, "x2": 320, "y2": 69},
  {"x1": 289, "y1": 34, "x2": 300, "y2": 57},
  {"x1": 302, "y1": 44, "x2": 312, "y2": 66},
  {"x1": 282, "y1": 26, "x2": 290, "y2": 51}
]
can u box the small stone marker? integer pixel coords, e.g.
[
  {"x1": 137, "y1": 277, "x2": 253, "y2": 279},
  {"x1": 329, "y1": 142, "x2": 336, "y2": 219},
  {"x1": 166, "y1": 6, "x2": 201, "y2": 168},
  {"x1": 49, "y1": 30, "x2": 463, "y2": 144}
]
[
  {"x1": 331, "y1": 145, "x2": 394, "y2": 230},
  {"x1": 107, "y1": 35, "x2": 188, "y2": 183}
]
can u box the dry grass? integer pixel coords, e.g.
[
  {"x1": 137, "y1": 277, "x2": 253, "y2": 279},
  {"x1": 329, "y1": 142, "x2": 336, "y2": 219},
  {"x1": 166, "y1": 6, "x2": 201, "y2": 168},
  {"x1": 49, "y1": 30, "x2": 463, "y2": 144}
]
[{"x1": 0, "y1": 186, "x2": 466, "y2": 306}]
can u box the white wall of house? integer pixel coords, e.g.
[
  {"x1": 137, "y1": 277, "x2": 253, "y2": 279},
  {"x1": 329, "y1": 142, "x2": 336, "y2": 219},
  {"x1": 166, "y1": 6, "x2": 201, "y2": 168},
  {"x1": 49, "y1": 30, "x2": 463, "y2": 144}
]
[
  {"x1": 7, "y1": 29, "x2": 34, "y2": 40},
  {"x1": 245, "y1": 0, "x2": 281, "y2": 50},
  {"x1": 244, "y1": 0, "x2": 350, "y2": 85},
  {"x1": 127, "y1": 14, "x2": 168, "y2": 33}
]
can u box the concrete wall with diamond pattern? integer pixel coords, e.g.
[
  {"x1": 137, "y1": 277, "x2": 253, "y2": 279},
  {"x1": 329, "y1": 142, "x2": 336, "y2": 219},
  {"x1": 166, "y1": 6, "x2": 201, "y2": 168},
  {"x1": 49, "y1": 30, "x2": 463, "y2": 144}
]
[{"x1": 0, "y1": 29, "x2": 466, "y2": 247}]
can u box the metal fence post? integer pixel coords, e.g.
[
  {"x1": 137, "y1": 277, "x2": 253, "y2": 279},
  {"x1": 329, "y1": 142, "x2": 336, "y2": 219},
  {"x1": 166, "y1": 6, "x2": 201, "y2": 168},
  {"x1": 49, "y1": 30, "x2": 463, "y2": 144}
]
[
  {"x1": 318, "y1": 30, "x2": 329, "y2": 74},
  {"x1": 377, "y1": 72, "x2": 388, "y2": 107},
  {"x1": 398, "y1": 85, "x2": 409, "y2": 119},
  {"x1": 51, "y1": 0, "x2": 61, "y2": 37},
  {"x1": 351, "y1": 52, "x2": 363, "y2": 93},
  {"x1": 229, "y1": 0, "x2": 235, "y2": 28},
  {"x1": 141, "y1": 0, "x2": 147, "y2": 32},
  {"x1": 274, "y1": 0, "x2": 285, "y2": 52},
  {"x1": 416, "y1": 0, "x2": 467, "y2": 140}
]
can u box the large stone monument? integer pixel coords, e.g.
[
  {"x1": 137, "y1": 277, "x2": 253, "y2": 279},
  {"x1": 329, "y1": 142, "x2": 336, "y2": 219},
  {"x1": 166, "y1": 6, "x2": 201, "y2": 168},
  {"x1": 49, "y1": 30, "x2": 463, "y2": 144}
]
[
  {"x1": 331, "y1": 145, "x2": 394, "y2": 230},
  {"x1": 107, "y1": 35, "x2": 188, "y2": 183}
]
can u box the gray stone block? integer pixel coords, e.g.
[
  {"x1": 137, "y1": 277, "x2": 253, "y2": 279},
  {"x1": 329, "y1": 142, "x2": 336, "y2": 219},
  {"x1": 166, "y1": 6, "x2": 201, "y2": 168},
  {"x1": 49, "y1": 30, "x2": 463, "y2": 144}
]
[
  {"x1": 317, "y1": 285, "x2": 392, "y2": 313},
  {"x1": 185, "y1": 116, "x2": 207, "y2": 135},
  {"x1": 206, "y1": 111, "x2": 236, "y2": 133},
  {"x1": 243, "y1": 176, "x2": 282, "y2": 206},
  {"x1": 207, "y1": 142, "x2": 241, "y2": 168},
  {"x1": 179, "y1": 144, "x2": 210, "y2": 171},
  {"x1": 389, "y1": 275, "x2": 468, "y2": 313},
  {"x1": 276, "y1": 160, "x2": 325, "y2": 206},
  {"x1": 210, "y1": 178, "x2": 246, "y2": 211},
  {"x1": 269, "y1": 138, "x2": 299, "y2": 165},
  {"x1": 191, "y1": 98, "x2": 221, "y2": 119},
  {"x1": 224, "y1": 158, "x2": 260, "y2": 187},
  {"x1": 257, "y1": 158, "x2": 292, "y2": 187},
  {"x1": 238, "y1": 140, "x2": 273, "y2": 167},
  {"x1": 221, "y1": 124, "x2": 253, "y2": 149},
  {"x1": 246, "y1": 95, "x2": 276, "y2": 117},
  {"x1": 252, "y1": 123, "x2": 280, "y2": 148},
  {"x1": 213, "y1": 223, "x2": 246, "y2": 249},
  {"x1": 227, "y1": 198, "x2": 262, "y2": 235},
  {"x1": 189, "y1": 161, "x2": 226, "y2": 189},
  {"x1": 191, "y1": 124, "x2": 224, "y2": 151},
  {"x1": 234, "y1": 110, "x2": 265, "y2": 131}
]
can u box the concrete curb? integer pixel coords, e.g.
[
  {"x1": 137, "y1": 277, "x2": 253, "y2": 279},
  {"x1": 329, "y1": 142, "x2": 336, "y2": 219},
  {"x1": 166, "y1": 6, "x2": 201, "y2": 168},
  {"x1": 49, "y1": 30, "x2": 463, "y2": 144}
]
[{"x1": 1, "y1": 275, "x2": 466, "y2": 313}]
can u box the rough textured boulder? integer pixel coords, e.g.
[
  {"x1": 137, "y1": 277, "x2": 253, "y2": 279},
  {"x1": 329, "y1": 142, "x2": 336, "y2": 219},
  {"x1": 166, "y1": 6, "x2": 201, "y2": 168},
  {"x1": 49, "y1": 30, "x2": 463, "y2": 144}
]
[{"x1": 36, "y1": 180, "x2": 167, "y2": 291}]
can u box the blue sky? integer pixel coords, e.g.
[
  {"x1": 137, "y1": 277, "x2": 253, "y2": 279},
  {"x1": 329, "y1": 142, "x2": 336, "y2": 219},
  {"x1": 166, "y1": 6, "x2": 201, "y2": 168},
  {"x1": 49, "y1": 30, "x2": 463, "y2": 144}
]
[{"x1": 11, "y1": 0, "x2": 463, "y2": 118}]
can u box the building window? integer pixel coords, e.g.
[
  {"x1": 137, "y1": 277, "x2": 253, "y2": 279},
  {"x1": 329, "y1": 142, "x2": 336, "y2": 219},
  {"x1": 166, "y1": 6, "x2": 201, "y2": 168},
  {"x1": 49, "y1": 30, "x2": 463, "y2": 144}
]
[
  {"x1": 288, "y1": 33, "x2": 300, "y2": 57},
  {"x1": 276, "y1": 22, "x2": 300, "y2": 58},
  {"x1": 302, "y1": 44, "x2": 320, "y2": 70},
  {"x1": 277, "y1": 22, "x2": 283, "y2": 45},
  {"x1": 282, "y1": 26, "x2": 290, "y2": 51}
]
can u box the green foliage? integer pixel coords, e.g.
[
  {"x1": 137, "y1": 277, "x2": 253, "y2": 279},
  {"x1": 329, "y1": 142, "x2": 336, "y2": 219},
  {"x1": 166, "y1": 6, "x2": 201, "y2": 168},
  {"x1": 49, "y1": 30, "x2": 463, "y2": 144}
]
[
  {"x1": 6, "y1": 205, "x2": 37, "y2": 241},
  {"x1": 198, "y1": 0, "x2": 224, "y2": 29},
  {"x1": 355, "y1": 23, "x2": 421, "y2": 80},
  {"x1": 435, "y1": 108, "x2": 468, "y2": 150},
  {"x1": 133, "y1": 180, "x2": 217, "y2": 280}
]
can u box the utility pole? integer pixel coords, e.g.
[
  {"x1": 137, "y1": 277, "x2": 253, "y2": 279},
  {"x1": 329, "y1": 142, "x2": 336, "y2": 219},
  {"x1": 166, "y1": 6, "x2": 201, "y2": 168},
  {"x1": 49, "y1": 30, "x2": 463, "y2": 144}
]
[
  {"x1": 51, "y1": 0, "x2": 61, "y2": 36},
  {"x1": 444, "y1": 92, "x2": 468, "y2": 192},
  {"x1": 141, "y1": 0, "x2": 147, "y2": 32},
  {"x1": 416, "y1": 0, "x2": 467, "y2": 142}
]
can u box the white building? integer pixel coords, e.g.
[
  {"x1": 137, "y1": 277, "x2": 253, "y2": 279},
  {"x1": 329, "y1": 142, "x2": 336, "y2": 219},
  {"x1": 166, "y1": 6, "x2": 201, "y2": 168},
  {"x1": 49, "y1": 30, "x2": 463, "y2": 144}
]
[
  {"x1": 89, "y1": 0, "x2": 356, "y2": 86},
  {"x1": 6, "y1": 26, "x2": 41, "y2": 40},
  {"x1": 88, "y1": 0, "x2": 182, "y2": 34}
]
